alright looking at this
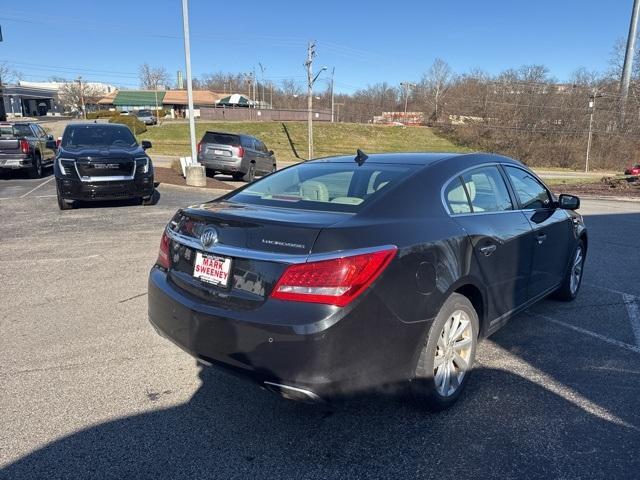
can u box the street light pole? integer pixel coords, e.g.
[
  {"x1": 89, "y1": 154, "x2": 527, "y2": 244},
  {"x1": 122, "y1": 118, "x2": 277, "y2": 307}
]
[
  {"x1": 621, "y1": 0, "x2": 640, "y2": 115},
  {"x1": 330, "y1": 67, "x2": 335, "y2": 123},
  {"x1": 77, "y1": 77, "x2": 86, "y2": 119},
  {"x1": 585, "y1": 93, "x2": 601, "y2": 173},
  {"x1": 181, "y1": 0, "x2": 197, "y2": 164}
]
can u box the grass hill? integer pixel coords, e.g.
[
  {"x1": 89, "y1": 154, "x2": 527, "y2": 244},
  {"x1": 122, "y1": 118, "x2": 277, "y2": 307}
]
[{"x1": 137, "y1": 121, "x2": 470, "y2": 161}]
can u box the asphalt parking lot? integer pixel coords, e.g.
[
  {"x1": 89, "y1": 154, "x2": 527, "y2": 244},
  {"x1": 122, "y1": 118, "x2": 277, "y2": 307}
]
[{"x1": 1, "y1": 172, "x2": 639, "y2": 479}]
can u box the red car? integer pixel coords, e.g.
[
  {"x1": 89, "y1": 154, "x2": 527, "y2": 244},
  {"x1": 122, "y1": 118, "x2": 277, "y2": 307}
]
[{"x1": 625, "y1": 163, "x2": 640, "y2": 176}]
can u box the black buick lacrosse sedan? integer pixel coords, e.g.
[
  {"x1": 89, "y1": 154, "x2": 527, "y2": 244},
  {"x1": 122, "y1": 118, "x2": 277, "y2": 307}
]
[{"x1": 148, "y1": 151, "x2": 586, "y2": 410}]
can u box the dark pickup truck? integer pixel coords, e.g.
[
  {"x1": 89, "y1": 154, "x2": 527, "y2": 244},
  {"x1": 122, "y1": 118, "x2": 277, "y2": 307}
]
[
  {"x1": 54, "y1": 123, "x2": 155, "y2": 210},
  {"x1": 0, "y1": 122, "x2": 56, "y2": 178}
]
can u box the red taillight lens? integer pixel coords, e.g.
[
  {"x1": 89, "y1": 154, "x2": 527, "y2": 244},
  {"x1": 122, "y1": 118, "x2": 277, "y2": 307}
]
[
  {"x1": 156, "y1": 230, "x2": 171, "y2": 269},
  {"x1": 197, "y1": 141, "x2": 202, "y2": 153},
  {"x1": 20, "y1": 139, "x2": 29, "y2": 154},
  {"x1": 271, "y1": 247, "x2": 397, "y2": 307},
  {"x1": 56, "y1": 137, "x2": 61, "y2": 149},
  {"x1": 237, "y1": 146, "x2": 244, "y2": 158}
]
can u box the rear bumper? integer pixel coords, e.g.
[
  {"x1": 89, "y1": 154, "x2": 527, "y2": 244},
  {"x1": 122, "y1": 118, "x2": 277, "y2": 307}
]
[
  {"x1": 57, "y1": 175, "x2": 154, "y2": 201},
  {"x1": 0, "y1": 155, "x2": 31, "y2": 169},
  {"x1": 147, "y1": 266, "x2": 424, "y2": 400},
  {"x1": 198, "y1": 155, "x2": 244, "y2": 174}
]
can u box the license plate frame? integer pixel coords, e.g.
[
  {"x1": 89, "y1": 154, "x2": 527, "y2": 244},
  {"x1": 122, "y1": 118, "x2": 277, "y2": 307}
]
[{"x1": 193, "y1": 252, "x2": 233, "y2": 287}]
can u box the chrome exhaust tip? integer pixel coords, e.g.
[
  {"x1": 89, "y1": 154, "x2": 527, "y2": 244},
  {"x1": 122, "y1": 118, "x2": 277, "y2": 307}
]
[{"x1": 263, "y1": 381, "x2": 323, "y2": 403}]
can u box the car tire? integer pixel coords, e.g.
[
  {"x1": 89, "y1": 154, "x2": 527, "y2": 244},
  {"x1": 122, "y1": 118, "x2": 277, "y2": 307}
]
[
  {"x1": 410, "y1": 292, "x2": 479, "y2": 411},
  {"x1": 141, "y1": 192, "x2": 155, "y2": 206},
  {"x1": 243, "y1": 164, "x2": 256, "y2": 183},
  {"x1": 232, "y1": 172, "x2": 244, "y2": 181},
  {"x1": 551, "y1": 239, "x2": 586, "y2": 301},
  {"x1": 28, "y1": 153, "x2": 43, "y2": 179},
  {"x1": 56, "y1": 184, "x2": 73, "y2": 210}
]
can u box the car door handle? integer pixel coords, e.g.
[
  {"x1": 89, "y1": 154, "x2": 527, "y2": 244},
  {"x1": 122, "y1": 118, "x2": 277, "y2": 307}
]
[
  {"x1": 536, "y1": 233, "x2": 547, "y2": 244},
  {"x1": 479, "y1": 244, "x2": 497, "y2": 256}
]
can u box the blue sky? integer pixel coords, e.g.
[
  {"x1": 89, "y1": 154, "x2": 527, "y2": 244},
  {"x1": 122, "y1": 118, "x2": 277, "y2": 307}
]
[{"x1": 0, "y1": 0, "x2": 636, "y2": 93}]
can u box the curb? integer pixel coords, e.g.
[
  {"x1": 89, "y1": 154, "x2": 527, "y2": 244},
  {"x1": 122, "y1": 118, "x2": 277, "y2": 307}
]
[
  {"x1": 157, "y1": 183, "x2": 233, "y2": 196},
  {"x1": 578, "y1": 195, "x2": 640, "y2": 203}
]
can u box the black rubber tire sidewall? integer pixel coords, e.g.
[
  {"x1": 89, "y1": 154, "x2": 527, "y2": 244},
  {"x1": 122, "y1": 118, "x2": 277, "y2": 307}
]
[
  {"x1": 410, "y1": 292, "x2": 479, "y2": 411},
  {"x1": 29, "y1": 154, "x2": 42, "y2": 179}
]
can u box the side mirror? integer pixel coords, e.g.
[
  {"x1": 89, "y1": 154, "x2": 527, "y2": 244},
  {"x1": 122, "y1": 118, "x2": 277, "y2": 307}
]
[
  {"x1": 46, "y1": 140, "x2": 57, "y2": 149},
  {"x1": 141, "y1": 140, "x2": 152, "y2": 150},
  {"x1": 47, "y1": 134, "x2": 54, "y2": 141},
  {"x1": 269, "y1": 150, "x2": 275, "y2": 155},
  {"x1": 558, "y1": 194, "x2": 580, "y2": 210}
]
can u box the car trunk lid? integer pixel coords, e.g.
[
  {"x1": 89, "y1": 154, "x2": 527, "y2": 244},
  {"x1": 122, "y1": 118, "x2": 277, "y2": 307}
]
[{"x1": 165, "y1": 200, "x2": 351, "y2": 310}]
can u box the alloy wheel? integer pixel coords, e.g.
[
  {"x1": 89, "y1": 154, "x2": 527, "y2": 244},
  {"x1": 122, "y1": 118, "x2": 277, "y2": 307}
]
[
  {"x1": 570, "y1": 246, "x2": 584, "y2": 295},
  {"x1": 434, "y1": 310, "x2": 473, "y2": 397}
]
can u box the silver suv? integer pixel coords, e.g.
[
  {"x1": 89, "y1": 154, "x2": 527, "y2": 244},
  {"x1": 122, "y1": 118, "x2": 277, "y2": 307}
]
[
  {"x1": 134, "y1": 110, "x2": 157, "y2": 125},
  {"x1": 197, "y1": 131, "x2": 276, "y2": 182}
]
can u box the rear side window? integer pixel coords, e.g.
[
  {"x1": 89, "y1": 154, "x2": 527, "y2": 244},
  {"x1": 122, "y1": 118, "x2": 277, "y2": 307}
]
[
  {"x1": 228, "y1": 163, "x2": 416, "y2": 213},
  {"x1": 460, "y1": 166, "x2": 513, "y2": 213},
  {"x1": 1, "y1": 124, "x2": 32, "y2": 137},
  {"x1": 445, "y1": 178, "x2": 471, "y2": 214},
  {"x1": 202, "y1": 132, "x2": 240, "y2": 146},
  {"x1": 504, "y1": 166, "x2": 551, "y2": 209}
]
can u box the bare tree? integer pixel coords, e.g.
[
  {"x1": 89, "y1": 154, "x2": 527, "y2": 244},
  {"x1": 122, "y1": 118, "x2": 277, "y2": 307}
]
[
  {"x1": 0, "y1": 62, "x2": 23, "y2": 84},
  {"x1": 138, "y1": 64, "x2": 170, "y2": 90},
  {"x1": 421, "y1": 58, "x2": 453, "y2": 122},
  {"x1": 57, "y1": 80, "x2": 103, "y2": 115}
]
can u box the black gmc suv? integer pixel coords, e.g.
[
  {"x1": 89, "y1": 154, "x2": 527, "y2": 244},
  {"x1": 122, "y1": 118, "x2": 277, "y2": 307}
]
[{"x1": 54, "y1": 123, "x2": 155, "y2": 210}]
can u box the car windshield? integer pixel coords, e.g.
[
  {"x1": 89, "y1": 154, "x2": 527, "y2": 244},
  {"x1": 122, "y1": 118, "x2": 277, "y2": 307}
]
[
  {"x1": 0, "y1": 124, "x2": 32, "y2": 137},
  {"x1": 62, "y1": 125, "x2": 137, "y2": 148},
  {"x1": 228, "y1": 162, "x2": 416, "y2": 213},
  {"x1": 202, "y1": 132, "x2": 240, "y2": 146}
]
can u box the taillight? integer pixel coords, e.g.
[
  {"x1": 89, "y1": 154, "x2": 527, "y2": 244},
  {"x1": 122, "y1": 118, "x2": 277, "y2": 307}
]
[
  {"x1": 156, "y1": 230, "x2": 171, "y2": 269},
  {"x1": 271, "y1": 246, "x2": 397, "y2": 307},
  {"x1": 20, "y1": 139, "x2": 29, "y2": 154},
  {"x1": 56, "y1": 137, "x2": 61, "y2": 149},
  {"x1": 197, "y1": 141, "x2": 202, "y2": 153},
  {"x1": 237, "y1": 146, "x2": 244, "y2": 158}
]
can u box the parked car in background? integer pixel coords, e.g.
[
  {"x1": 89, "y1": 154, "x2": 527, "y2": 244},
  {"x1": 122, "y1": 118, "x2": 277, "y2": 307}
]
[
  {"x1": 624, "y1": 163, "x2": 640, "y2": 176},
  {"x1": 196, "y1": 131, "x2": 276, "y2": 182},
  {"x1": 0, "y1": 122, "x2": 56, "y2": 178},
  {"x1": 148, "y1": 152, "x2": 587, "y2": 410},
  {"x1": 54, "y1": 123, "x2": 155, "y2": 210},
  {"x1": 134, "y1": 109, "x2": 157, "y2": 125}
]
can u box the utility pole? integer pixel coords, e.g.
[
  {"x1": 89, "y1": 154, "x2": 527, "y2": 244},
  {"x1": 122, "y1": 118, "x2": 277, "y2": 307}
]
[
  {"x1": 621, "y1": 0, "x2": 640, "y2": 115},
  {"x1": 400, "y1": 81, "x2": 416, "y2": 116},
  {"x1": 77, "y1": 77, "x2": 86, "y2": 119},
  {"x1": 305, "y1": 41, "x2": 316, "y2": 160},
  {"x1": 334, "y1": 102, "x2": 344, "y2": 123},
  {"x1": 585, "y1": 92, "x2": 602, "y2": 173},
  {"x1": 181, "y1": 0, "x2": 197, "y2": 164},
  {"x1": 259, "y1": 62, "x2": 266, "y2": 106},
  {"x1": 304, "y1": 41, "x2": 327, "y2": 159},
  {"x1": 330, "y1": 67, "x2": 335, "y2": 122}
]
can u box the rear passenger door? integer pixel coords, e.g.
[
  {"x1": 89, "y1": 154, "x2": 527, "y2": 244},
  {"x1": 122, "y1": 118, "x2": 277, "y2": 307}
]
[
  {"x1": 445, "y1": 165, "x2": 533, "y2": 320},
  {"x1": 503, "y1": 165, "x2": 572, "y2": 299}
]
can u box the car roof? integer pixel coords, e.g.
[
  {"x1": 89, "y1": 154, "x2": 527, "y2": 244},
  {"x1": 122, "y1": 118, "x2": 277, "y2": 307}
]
[
  {"x1": 65, "y1": 123, "x2": 128, "y2": 128},
  {"x1": 309, "y1": 151, "x2": 524, "y2": 168},
  {"x1": 310, "y1": 152, "x2": 464, "y2": 166}
]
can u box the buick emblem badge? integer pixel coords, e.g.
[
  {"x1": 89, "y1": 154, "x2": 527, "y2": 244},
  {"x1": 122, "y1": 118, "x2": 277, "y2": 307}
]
[{"x1": 200, "y1": 227, "x2": 218, "y2": 248}]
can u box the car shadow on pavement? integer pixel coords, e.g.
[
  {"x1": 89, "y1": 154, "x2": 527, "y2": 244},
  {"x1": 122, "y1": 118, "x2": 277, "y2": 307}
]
[
  {"x1": 71, "y1": 189, "x2": 161, "y2": 210},
  {"x1": 0, "y1": 166, "x2": 54, "y2": 180},
  {"x1": 2, "y1": 356, "x2": 639, "y2": 480}
]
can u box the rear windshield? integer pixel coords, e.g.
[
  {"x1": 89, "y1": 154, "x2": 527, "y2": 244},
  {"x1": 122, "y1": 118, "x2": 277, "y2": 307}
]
[
  {"x1": 137, "y1": 110, "x2": 152, "y2": 116},
  {"x1": 0, "y1": 124, "x2": 32, "y2": 137},
  {"x1": 202, "y1": 132, "x2": 240, "y2": 146},
  {"x1": 62, "y1": 125, "x2": 137, "y2": 149},
  {"x1": 228, "y1": 162, "x2": 416, "y2": 212}
]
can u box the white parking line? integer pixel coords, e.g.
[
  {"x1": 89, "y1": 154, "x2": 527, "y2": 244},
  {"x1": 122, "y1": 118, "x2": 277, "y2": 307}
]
[
  {"x1": 623, "y1": 294, "x2": 640, "y2": 347},
  {"x1": 19, "y1": 177, "x2": 54, "y2": 198},
  {"x1": 530, "y1": 312, "x2": 640, "y2": 355}
]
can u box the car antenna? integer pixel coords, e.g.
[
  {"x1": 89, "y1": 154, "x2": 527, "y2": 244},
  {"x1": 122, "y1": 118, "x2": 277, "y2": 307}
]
[{"x1": 354, "y1": 149, "x2": 368, "y2": 166}]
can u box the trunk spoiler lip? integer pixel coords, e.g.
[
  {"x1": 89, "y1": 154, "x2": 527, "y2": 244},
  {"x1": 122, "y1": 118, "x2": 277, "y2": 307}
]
[{"x1": 165, "y1": 226, "x2": 396, "y2": 265}]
